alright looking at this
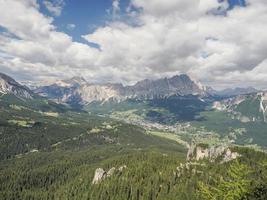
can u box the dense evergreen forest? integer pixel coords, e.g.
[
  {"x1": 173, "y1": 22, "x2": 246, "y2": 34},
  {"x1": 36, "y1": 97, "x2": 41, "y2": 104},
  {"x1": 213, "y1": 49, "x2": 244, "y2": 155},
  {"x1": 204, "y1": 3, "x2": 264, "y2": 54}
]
[
  {"x1": 0, "y1": 94, "x2": 267, "y2": 200},
  {"x1": 0, "y1": 146, "x2": 266, "y2": 200}
]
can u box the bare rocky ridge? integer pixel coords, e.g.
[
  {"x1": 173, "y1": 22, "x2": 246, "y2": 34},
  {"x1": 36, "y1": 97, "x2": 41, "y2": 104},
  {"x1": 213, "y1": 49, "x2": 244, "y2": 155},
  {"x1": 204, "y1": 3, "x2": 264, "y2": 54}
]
[
  {"x1": 0, "y1": 73, "x2": 33, "y2": 99},
  {"x1": 173, "y1": 144, "x2": 241, "y2": 180}
]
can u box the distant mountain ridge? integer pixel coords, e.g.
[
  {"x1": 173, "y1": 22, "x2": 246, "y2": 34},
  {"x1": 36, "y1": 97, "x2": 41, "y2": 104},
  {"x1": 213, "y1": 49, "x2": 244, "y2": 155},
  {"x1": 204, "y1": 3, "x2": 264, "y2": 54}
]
[
  {"x1": 34, "y1": 74, "x2": 210, "y2": 107},
  {"x1": 216, "y1": 87, "x2": 258, "y2": 97}
]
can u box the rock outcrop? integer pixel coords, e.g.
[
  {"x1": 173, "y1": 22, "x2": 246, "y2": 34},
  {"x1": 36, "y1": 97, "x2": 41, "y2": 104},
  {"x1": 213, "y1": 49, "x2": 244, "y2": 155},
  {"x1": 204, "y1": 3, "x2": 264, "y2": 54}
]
[
  {"x1": 187, "y1": 144, "x2": 240, "y2": 163},
  {"x1": 223, "y1": 148, "x2": 240, "y2": 163},
  {"x1": 92, "y1": 165, "x2": 127, "y2": 184},
  {"x1": 92, "y1": 168, "x2": 106, "y2": 184},
  {"x1": 106, "y1": 167, "x2": 116, "y2": 177}
]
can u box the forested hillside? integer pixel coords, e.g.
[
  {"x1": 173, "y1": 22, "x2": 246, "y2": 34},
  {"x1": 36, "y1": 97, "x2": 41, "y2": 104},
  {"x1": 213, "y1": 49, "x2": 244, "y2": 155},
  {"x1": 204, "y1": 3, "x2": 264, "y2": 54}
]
[
  {"x1": 0, "y1": 145, "x2": 266, "y2": 200},
  {"x1": 0, "y1": 81, "x2": 266, "y2": 200}
]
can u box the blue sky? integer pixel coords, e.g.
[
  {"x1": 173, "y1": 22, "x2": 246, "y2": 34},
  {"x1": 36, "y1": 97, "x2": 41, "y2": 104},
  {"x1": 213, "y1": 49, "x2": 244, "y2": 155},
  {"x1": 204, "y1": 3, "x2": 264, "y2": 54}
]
[
  {"x1": 38, "y1": 0, "x2": 131, "y2": 44},
  {"x1": 1, "y1": 0, "x2": 267, "y2": 89},
  {"x1": 228, "y1": 0, "x2": 246, "y2": 9}
]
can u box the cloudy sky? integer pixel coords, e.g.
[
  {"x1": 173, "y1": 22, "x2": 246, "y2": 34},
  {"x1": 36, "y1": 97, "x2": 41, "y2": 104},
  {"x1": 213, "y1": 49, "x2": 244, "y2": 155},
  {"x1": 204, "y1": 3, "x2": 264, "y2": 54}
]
[{"x1": 0, "y1": 0, "x2": 266, "y2": 89}]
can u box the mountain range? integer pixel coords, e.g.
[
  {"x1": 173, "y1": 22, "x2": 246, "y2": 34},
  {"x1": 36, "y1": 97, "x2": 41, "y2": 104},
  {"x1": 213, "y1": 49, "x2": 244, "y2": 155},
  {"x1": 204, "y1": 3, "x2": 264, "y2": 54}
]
[
  {"x1": 1, "y1": 71, "x2": 259, "y2": 104},
  {"x1": 34, "y1": 74, "x2": 209, "y2": 106},
  {"x1": 0, "y1": 72, "x2": 263, "y2": 122}
]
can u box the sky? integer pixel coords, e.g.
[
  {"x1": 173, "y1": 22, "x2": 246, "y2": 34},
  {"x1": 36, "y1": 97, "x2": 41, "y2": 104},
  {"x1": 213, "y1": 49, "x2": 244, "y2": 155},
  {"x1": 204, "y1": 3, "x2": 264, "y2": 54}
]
[{"x1": 0, "y1": 0, "x2": 266, "y2": 89}]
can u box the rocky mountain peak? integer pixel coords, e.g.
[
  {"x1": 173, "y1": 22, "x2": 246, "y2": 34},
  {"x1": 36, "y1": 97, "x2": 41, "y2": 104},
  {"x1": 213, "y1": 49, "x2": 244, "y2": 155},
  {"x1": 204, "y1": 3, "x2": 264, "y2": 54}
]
[
  {"x1": 125, "y1": 74, "x2": 207, "y2": 99},
  {"x1": 65, "y1": 76, "x2": 87, "y2": 86},
  {"x1": 0, "y1": 73, "x2": 33, "y2": 99}
]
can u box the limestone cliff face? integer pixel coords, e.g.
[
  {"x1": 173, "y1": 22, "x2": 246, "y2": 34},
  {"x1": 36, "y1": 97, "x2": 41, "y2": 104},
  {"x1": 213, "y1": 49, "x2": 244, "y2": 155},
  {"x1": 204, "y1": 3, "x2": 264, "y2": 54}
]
[
  {"x1": 187, "y1": 144, "x2": 240, "y2": 163},
  {"x1": 78, "y1": 83, "x2": 125, "y2": 103}
]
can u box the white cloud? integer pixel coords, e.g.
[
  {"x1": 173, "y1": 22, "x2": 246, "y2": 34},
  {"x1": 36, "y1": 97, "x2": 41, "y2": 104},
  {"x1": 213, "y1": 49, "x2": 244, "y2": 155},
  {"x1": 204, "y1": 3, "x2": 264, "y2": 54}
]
[
  {"x1": 0, "y1": 0, "x2": 54, "y2": 41},
  {"x1": 0, "y1": 0, "x2": 267, "y2": 89},
  {"x1": 131, "y1": 0, "x2": 199, "y2": 18},
  {"x1": 43, "y1": 0, "x2": 65, "y2": 16},
  {"x1": 192, "y1": 1, "x2": 267, "y2": 88},
  {"x1": 112, "y1": 0, "x2": 120, "y2": 20}
]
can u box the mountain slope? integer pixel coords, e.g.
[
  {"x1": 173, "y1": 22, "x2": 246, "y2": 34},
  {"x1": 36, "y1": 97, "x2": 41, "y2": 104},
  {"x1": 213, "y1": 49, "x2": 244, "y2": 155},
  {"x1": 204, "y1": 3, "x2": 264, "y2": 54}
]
[
  {"x1": 213, "y1": 92, "x2": 267, "y2": 123},
  {"x1": 0, "y1": 73, "x2": 34, "y2": 99},
  {"x1": 0, "y1": 73, "x2": 73, "y2": 114}
]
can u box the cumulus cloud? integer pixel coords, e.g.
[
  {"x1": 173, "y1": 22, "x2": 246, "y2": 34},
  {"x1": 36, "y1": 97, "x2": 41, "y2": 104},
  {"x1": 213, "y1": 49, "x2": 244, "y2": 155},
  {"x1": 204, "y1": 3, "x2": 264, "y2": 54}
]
[
  {"x1": 43, "y1": 0, "x2": 65, "y2": 16},
  {"x1": 193, "y1": 0, "x2": 267, "y2": 88},
  {"x1": 0, "y1": 0, "x2": 267, "y2": 89}
]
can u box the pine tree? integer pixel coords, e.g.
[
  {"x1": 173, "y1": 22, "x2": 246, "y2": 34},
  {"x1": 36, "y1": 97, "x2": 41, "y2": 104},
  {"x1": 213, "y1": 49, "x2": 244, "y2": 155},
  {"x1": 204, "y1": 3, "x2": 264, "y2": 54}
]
[{"x1": 198, "y1": 161, "x2": 251, "y2": 200}]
